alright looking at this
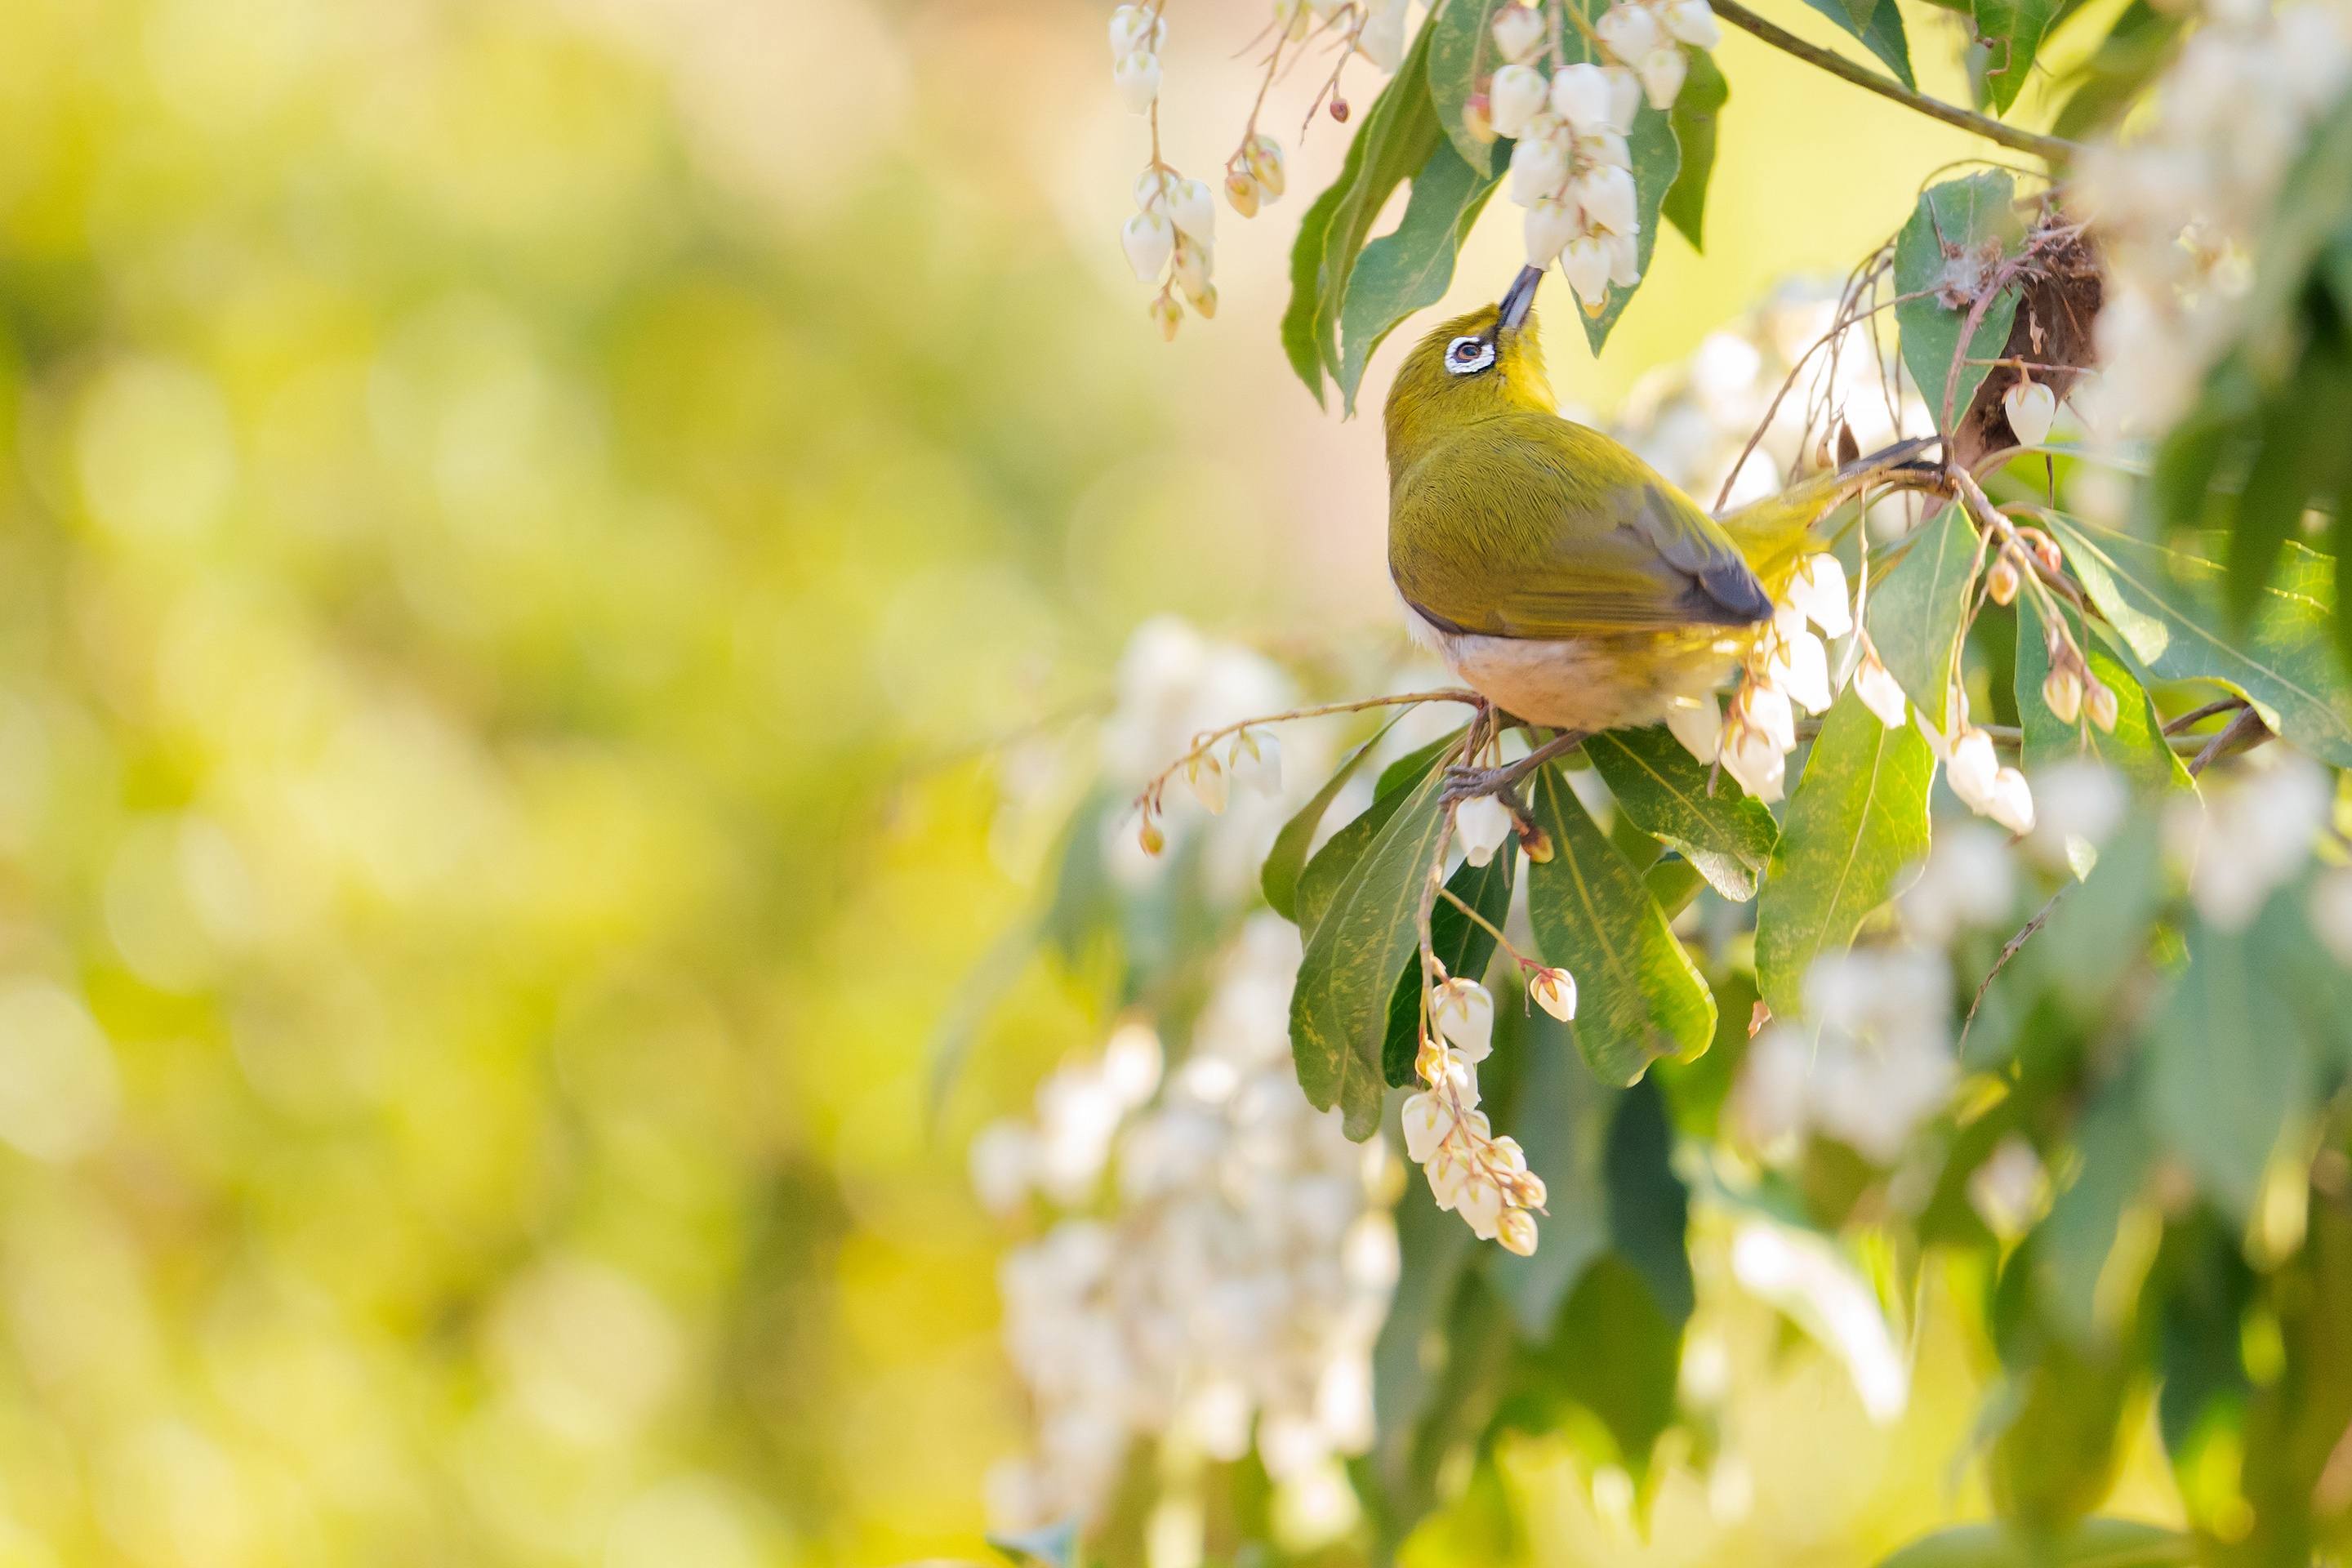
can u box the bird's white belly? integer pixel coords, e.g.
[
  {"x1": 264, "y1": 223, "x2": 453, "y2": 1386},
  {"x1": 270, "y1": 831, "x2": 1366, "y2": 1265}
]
[{"x1": 1404, "y1": 602, "x2": 1741, "y2": 733}]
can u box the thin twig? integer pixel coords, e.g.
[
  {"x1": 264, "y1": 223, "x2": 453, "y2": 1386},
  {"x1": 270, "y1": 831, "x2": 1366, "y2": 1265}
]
[
  {"x1": 2163, "y1": 696, "x2": 2251, "y2": 736},
  {"x1": 1961, "y1": 884, "x2": 2068, "y2": 1044},
  {"x1": 2190, "y1": 706, "x2": 2270, "y2": 775},
  {"x1": 1709, "y1": 0, "x2": 2080, "y2": 163},
  {"x1": 1438, "y1": 884, "x2": 1544, "y2": 976}
]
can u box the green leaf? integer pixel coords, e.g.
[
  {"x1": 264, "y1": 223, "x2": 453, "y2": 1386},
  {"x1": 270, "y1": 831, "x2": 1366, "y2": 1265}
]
[
  {"x1": 1427, "y1": 0, "x2": 1508, "y2": 176},
  {"x1": 1989, "y1": 1328, "x2": 2139, "y2": 1538},
  {"x1": 1263, "y1": 715, "x2": 1407, "y2": 922},
  {"x1": 1526, "y1": 763, "x2": 1716, "y2": 1085},
  {"x1": 1280, "y1": 17, "x2": 1443, "y2": 404},
  {"x1": 1873, "y1": 1519, "x2": 2194, "y2": 1568},
  {"x1": 1298, "y1": 729, "x2": 1459, "y2": 936},
  {"x1": 2034, "y1": 1075, "x2": 2153, "y2": 1347},
  {"x1": 1584, "y1": 725, "x2": 1776, "y2": 901},
  {"x1": 1578, "y1": 97, "x2": 1682, "y2": 354},
  {"x1": 2226, "y1": 324, "x2": 2352, "y2": 626},
  {"x1": 1660, "y1": 48, "x2": 1730, "y2": 251},
  {"x1": 2011, "y1": 604, "x2": 2192, "y2": 792},
  {"x1": 1290, "y1": 767, "x2": 1450, "y2": 1138},
  {"x1": 1382, "y1": 849, "x2": 1514, "y2": 1087},
  {"x1": 1799, "y1": 0, "x2": 1918, "y2": 89},
  {"x1": 1753, "y1": 688, "x2": 1936, "y2": 1020},
  {"x1": 2049, "y1": 1, "x2": 2185, "y2": 140},
  {"x1": 1370, "y1": 1152, "x2": 1481, "y2": 1507},
  {"x1": 1894, "y1": 172, "x2": 2025, "y2": 431},
  {"x1": 1535, "y1": 1252, "x2": 1683, "y2": 1476},
  {"x1": 1490, "y1": 1003, "x2": 1615, "y2": 1334},
  {"x1": 2142, "y1": 911, "x2": 2311, "y2": 1222},
  {"x1": 1339, "y1": 138, "x2": 1503, "y2": 414},
  {"x1": 1379, "y1": 725, "x2": 1469, "y2": 800},
  {"x1": 2026, "y1": 807, "x2": 2166, "y2": 1022},
  {"x1": 1605, "y1": 1076, "x2": 1695, "y2": 1326},
  {"x1": 1866, "y1": 506, "x2": 1980, "y2": 725},
  {"x1": 1644, "y1": 855, "x2": 1705, "y2": 918},
  {"x1": 2048, "y1": 514, "x2": 2352, "y2": 767},
  {"x1": 1972, "y1": 0, "x2": 2082, "y2": 114}
]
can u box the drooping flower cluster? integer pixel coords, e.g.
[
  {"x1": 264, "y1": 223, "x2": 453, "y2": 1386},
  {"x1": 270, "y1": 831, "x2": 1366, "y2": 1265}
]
[
  {"x1": 1476, "y1": 0, "x2": 1719, "y2": 308},
  {"x1": 2078, "y1": 0, "x2": 2352, "y2": 435},
  {"x1": 1739, "y1": 945, "x2": 1960, "y2": 1165},
  {"x1": 1686, "y1": 552, "x2": 1879, "y2": 803},
  {"x1": 976, "y1": 918, "x2": 1400, "y2": 1534},
  {"x1": 1111, "y1": 6, "x2": 1225, "y2": 341},
  {"x1": 1398, "y1": 969, "x2": 1572, "y2": 1252}
]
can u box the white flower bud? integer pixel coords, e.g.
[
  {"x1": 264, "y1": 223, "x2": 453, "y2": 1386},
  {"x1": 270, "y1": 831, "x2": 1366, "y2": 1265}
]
[
  {"x1": 1550, "y1": 62, "x2": 1615, "y2": 128},
  {"x1": 1427, "y1": 1145, "x2": 1472, "y2": 1209},
  {"x1": 1499, "y1": 1206, "x2": 1539, "y2": 1255},
  {"x1": 1168, "y1": 176, "x2": 1216, "y2": 241},
  {"x1": 1149, "y1": 293, "x2": 1183, "y2": 341},
  {"x1": 1109, "y1": 4, "x2": 1164, "y2": 56},
  {"x1": 1173, "y1": 234, "x2": 1213, "y2": 301},
  {"x1": 1769, "y1": 627, "x2": 1833, "y2": 715},
  {"x1": 1122, "y1": 210, "x2": 1175, "y2": 280},
  {"x1": 1490, "y1": 63, "x2": 1550, "y2": 140},
  {"x1": 1745, "y1": 682, "x2": 1796, "y2": 751},
  {"x1": 1988, "y1": 767, "x2": 2036, "y2": 835},
  {"x1": 1854, "y1": 645, "x2": 1908, "y2": 727},
  {"x1": 1494, "y1": 2, "x2": 1548, "y2": 62},
  {"x1": 1721, "y1": 721, "x2": 1786, "y2": 802},
  {"x1": 1559, "y1": 234, "x2": 1609, "y2": 305},
  {"x1": 1573, "y1": 164, "x2": 1638, "y2": 234},
  {"x1": 1224, "y1": 170, "x2": 1261, "y2": 218},
  {"x1": 1360, "y1": 5, "x2": 1406, "y2": 71},
  {"x1": 1134, "y1": 168, "x2": 1173, "y2": 215},
  {"x1": 1185, "y1": 748, "x2": 1228, "y2": 814},
  {"x1": 2004, "y1": 379, "x2": 2057, "y2": 446},
  {"x1": 1667, "y1": 693, "x2": 1721, "y2": 762},
  {"x1": 1455, "y1": 794, "x2": 1516, "y2": 866},
  {"x1": 1530, "y1": 967, "x2": 1578, "y2": 1021},
  {"x1": 1604, "y1": 65, "x2": 1644, "y2": 128},
  {"x1": 1637, "y1": 43, "x2": 1687, "y2": 109},
  {"x1": 1245, "y1": 133, "x2": 1286, "y2": 197},
  {"x1": 1606, "y1": 229, "x2": 1642, "y2": 287},
  {"x1": 2042, "y1": 663, "x2": 2082, "y2": 724},
  {"x1": 1227, "y1": 728, "x2": 1281, "y2": 794},
  {"x1": 1508, "y1": 130, "x2": 1572, "y2": 204},
  {"x1": 1597, "y1": 2, "x2": 1664, "y2": 62},
  {"x1": 1664, "y1": 0, "x2": 1722, "y2": 47},
  {"x1": 1113, "y1": 49, "x2": 1162, "y2": 114},
  {"x1": 1431, "y1": 978, "x2": 1494, "y2": 1060},
  {"x1": 1401, "y1": 1091, "x2": 1456, "y2": 1163},
  {"x1": 1788, "y1": 555, "x2": 1852, "y2": 638},
  {"x1": 1579, "y1": 127, "x2": 1632, "y2": 169},
  {"x1": 1524, "y1": 195, "x2": 1580, "y2": 267},
  {"x1": 2084, "y1": 675, "x2": 2120, "y2": 732},
  {"x1": 1946, "y1": 727, "x2": 1999, "y2": 811},
  {"x1": 1459, "y1": 1174, "x2": 1506, "y2": 1240}
]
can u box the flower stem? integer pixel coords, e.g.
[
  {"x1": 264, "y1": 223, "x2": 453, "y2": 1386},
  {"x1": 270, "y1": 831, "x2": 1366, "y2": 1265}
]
[
  {"x1": 1437, "y1": 884, "x2": 1541, "y2": 974},
  {"x1": 1708, "y1": 0, "x2": 2078, "y2": 164}
]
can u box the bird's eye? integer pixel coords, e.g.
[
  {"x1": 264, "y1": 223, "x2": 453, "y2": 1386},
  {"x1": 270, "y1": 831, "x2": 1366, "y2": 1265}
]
[{"x1": 1444, "y1": 336, "x2": 1495, "y2": 376}]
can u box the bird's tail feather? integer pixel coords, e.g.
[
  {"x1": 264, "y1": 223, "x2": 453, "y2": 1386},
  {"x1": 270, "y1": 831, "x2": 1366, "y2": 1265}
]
[{"x1": 1717, "y1": 436, "x2": 1944, "y2": 594}]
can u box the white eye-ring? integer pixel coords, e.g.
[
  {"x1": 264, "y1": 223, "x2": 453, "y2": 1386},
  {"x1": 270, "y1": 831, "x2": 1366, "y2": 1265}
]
[{"x1": 1444, "y1": 336, "x2": 1495, "y2": 376}]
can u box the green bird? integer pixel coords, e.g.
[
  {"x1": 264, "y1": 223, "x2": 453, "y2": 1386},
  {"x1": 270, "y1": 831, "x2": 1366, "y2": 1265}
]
[{"x1": 1387, "y1": 265, "x2": 1936, "y2": 753}]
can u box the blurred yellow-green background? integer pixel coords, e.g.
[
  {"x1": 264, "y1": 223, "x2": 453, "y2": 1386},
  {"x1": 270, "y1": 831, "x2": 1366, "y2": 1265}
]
[{"x1": 0, "y1": 0, "x2": 2176, "y2": 1564}]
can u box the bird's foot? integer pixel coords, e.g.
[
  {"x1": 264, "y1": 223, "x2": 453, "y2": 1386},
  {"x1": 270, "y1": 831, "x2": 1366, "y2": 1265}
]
[{"x1": 1437, "y1": 730, "x2": 1586, "y2": 807}]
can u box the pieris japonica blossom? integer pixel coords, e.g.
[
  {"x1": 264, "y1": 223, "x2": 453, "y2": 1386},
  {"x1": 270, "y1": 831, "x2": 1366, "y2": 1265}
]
[
  {"x1": 1225, "y1": 132, "x2": 1285, "y2": 218},
  {"x1": 1666, "y1": 693, "x2": 1720, "y2": 763},
  {"x1": 1113, "y1": 49, "x2": 1163, "y2": 114},
  {"x1": 1898, "y1": 820, "x2": 2016, "y2": 944},
  {"x1": 1186, "y1": 749, "x2": 1229, "y2": 814},
  {"x1": 1454, "y1": 795, "x2": 1515, "y2": 866},
  {"x1": 1705, "y1": 552, "x2": 1855, "y2": 798},
  {"x1": 1493, "y1": 1, "x2": 1548, "y2": 62},
  {"x1": 1787, "y1": 555, "x2": 1852, "y2": 638},
  {"x1": 2166, "y1": 750, "x2": 2332, "y2": 929},
  {"x1": 2002, "y1": 378, "x2": 2057, "y2": 446},
  {"x1": 1967, "y1": 1136, "x2": 2051, "y2": 1241},
  {"x1": 1430, "y1": 978, "x2": 1494, "y2": 1058},
  {"x1": 1739, "y1": 946, "x2": 1957, "y2": 1165},
  {"x1": 1945, "y1": 724, "x2": 2035, "y2": 835},
  {"x1": 1853, "y1": 641, "x2": 1909, "y2": 727},
  {"x1": 1490, "y1": 63, "x2": 1549, "y2": 138},
  {"x1": 1529, "y1": 966, "x2": 1578, "y2": 1021},
  {"x1": 1227, "y1": 728, "x2": 1281, "y2": 795},
  {"x1": 1129, "y1": 167, "x2": 1218, "y2": 335}
]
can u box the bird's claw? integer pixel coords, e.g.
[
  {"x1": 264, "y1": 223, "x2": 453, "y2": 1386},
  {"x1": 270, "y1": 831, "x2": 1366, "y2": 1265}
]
[{"x1": 1438, "y1": 763, "x2": 1521, "y2": 807}]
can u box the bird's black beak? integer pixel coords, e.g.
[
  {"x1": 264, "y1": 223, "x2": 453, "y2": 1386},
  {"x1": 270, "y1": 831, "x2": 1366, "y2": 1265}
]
[{"x1": 1496, "y1": 265, "x2": 1543, "y2": 334}]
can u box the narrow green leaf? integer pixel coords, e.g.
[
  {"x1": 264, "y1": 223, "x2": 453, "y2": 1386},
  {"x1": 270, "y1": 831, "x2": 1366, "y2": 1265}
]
[
  {"x1": 2034, "y1": 1076, "x2": 2152, "y2": 1347},
  {"x1": 2142, "y1": 912, "x2": 2311, "y2": 1221},
  {"x1": 2011, "y1": 604, "x2": 2191, "y2": 792},
  {"x1": 1490, "y1": 1002, "x2": 1615, "y2": 1334},
  {"x1": 1865, "y1": 506, "x2": 1980, "y2": 727},
  {"x1": 1800, "y1": 0, "x2": 1918, "y2": 88},
  {"x1": 1263, "y1": 715, "x2": 1405, "y2": 921},
  {"x1": 1535, "y1": 1252, "x2": 1683, "y2": 1477},
  {"x1": 1290, "y1": 767, "x2": 1450, "y2": 1138},
  {"x1": 1379, "y1": 725, "x2": 1469, "y2": 800},
  {"x1": 1370, "y1": 1154, "x2": 1480, "y2": 1504},
  {"x1": 1584, "y1": 725, "x2": 1778, "y2": 900},
  {"x1": 1578, "y1": 97, "x2": 1681, "y2": 354},
  {"x1": 2226, "y1": 328, "x2": 2352, "y2": 626},
  {"x1": 2049, "y1": 1, "x2": 2185, "y2": 141},
  {"x1": 1427, "y1": 0, "x2": 1508, "y2": 176},
  {"x1": 1381, "y1": 849, "x2": 1514, "y2": 1086},
  {"x1": 1893, "y1": 172, "x2": 2025, "y2": 431},
  {"x1": 1660, "y1": 48, "x2": 1730, "y2": 250},
  {"x1": 1526, "y1": 762, "x2": 1715, "y2": 1085},
  {"x1": 1605, "y1": 1076, "x2": 1695, "y2": 1326},
  {"x1": 1282, "y1": 176, "x2": 1349, "y2": 407},
  {"x1": 1972, "y1": 0, "x2": 2081, "y2": 114},
  {"x1": 2049, "y1": 514, "x2": 2352, "y2": 767},
  {"x1": 1298, "y1": 728, "x2": 1460, "y2": 935},
  {"x1": 1753, "y1": 689, "x2": 1936, "y2": 1021},
  {"x1": 1881, "y1": 1514, "x2": 2191, "y2": 1565},
  {"x1": 1338, "y1": 138, "x2": 1503, "y2": 414}
]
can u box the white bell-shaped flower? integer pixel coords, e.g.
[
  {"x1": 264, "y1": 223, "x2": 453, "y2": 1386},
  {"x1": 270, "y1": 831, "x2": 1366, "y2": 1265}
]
[
  {"x1": 1185, "y1": 748, "x2": 1229, "y2": 814},
  {"x1": 1227, "y1": 728, "x2": 1281, "y2": 794},
  {"x1": 1121, "y1": 210, "x2": 1174, "y2": 280},
  {"x1": 1573, "y1": 164, "x2": 1638, "y2": 234},
  {"x1": 1431, "y1": 978, "x2": 1495, "y2": 1060},
  {"x1": 1109, "y1": 4, "x2": 1164, "y2": 56},
  {"x1": 1945, "y1": 727, "x2": 2000, "y2": 810},
  {"x1": 1561, "y1": 234, "x2": 1611, "y2": 305},
  {"x1": 1455, "y1": 794, "x2": 1516, "y2": 867},
  {"x1": 1854, "y1": 645, "x2": 1909, "y2": 727},
  {"x1": 1490, "y1": 64, "x2": 1552, "y2": 142},
  {"x1": 1360, "y1": 5, "x2": 1406, "y2": 71},
  {"x1": 1492, "y1": 2, "x2": 1548, "y2": 63},
  {"x1": 1722, "y1": 722, "x2": 1786, "y2": 803},
  {"x1": 1637, "y1": 42, "x2": 1688, "y2": 109},
  {"x1": 1509, "y1": 130, "x2": 1572, "y2": 205},
  {"x1": 1788, "y1": 554, "x2": 1852, "y2": 638},
  {"x1": 1743, "y1": 681, "x2": 1796, "y2": 751},
  {"x1": 1113, "y1": 49, "x2": 1163, "y2": 114},
  {"x1": 1605, "y1": 229, "x2": 1642, "y2": 287},
  {"x1": 1664, "y1": 0, "x2": 1722, "y2": 47},
  {"x1": 1667, "y1": 693, "x2": 1721, "y2": 763},
  {"x1": 1549, "y1": 62, "x2": 1616, "y2": 129},
  {"x1": 2003, "y1": 379, "x2": 2057, "y2": 446},
  {"x1": 1769, "y1": 627, "x2": 1833, "y2": 715},
  {"x1": 1167, "y1": 177, "x2": 1217, "y2": 242},
  {"x1": 1597, "y1": 2, "x2": 1665, "y2": 61},
  {"x1": 1172, "y1": 235, "x2": 1213, "y2": 302},
  {"x1": 1524, "y1": 195, "x2": 1580, "y2": 268},
  {"x1": 1530, "y1": 967, "x2": 1579, "y2": 1021},
  {"x1": 1604, "y1": 65, "x2": 1644, "y2": 128},
  {"x1": 1401, "y1": 1091, "x2": 1456, "y2": 1163}
]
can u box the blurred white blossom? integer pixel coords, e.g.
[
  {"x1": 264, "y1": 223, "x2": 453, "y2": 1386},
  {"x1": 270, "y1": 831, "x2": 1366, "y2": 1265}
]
[
  {"x1": 2166, "y1": 749, "x2": 2332, "y2": 928},
  {"x1": 1731, "y1": 1223, "x2": 1909, "y2": 1422},
  {"x1": 1967, "y1": 1135, "x2": 2050, "y2": 1241},
  {"x1": 1739, "y1": 947, "x2": 1955, "y2": 1164},
  {"x1": 1899, "y1": 820, "x2": 2017, "y2": 945}
]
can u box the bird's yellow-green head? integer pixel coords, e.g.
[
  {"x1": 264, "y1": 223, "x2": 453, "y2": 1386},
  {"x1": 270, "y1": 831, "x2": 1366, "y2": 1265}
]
[{"x1": 1384, "y1": 265, "x2": 1557, "y2": 475}]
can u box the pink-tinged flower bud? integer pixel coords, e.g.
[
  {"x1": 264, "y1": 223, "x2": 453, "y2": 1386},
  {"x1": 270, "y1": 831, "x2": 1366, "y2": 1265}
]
[
  {"x1": 1530, "y1": 966, "x2": 1578, "y2": 1021},
  {"x1": 1113, "y1": 49, "x2": 1162, "y2": 114},
  {"x1": 1224, "y1": 170, "x2": 1261, "y2": 217},
  {"x1": 1605, "y1": 229, "x2": 1642, "y2": 287},
  {"x1": 1597, "y1": 2, "x2": 1664, "y2": 61},
  {"x1": 1330, "y1": 95, "x2": 1351, "y2": 121},
  {"x1": 1121, "y1": 210, "x2": 1174, "y2": 280},
  {"x1": 1184, "y1": 748, "x2": 1227, "y2": 813},
  {"x1": 2032, "y1": 534, "x2": 2064, "y2": 576},
  {"x1": 1455, "y1": 794, "x2": 1516, "y2": 866},
  {"x1": 2042, "y1": 663, "x2": 2083, "y2": 724},
  {"x1": 2085, "y1": 675, "x2": 2120, "y2": 733},
  {"x1": 1463, "y1": 92, "x2": 1496, "y2": 143},
  {"x1": 1561, "y1": 235, "x2": 1610, "y2": 309},
  {"x1": 1172, "y1": 234, "x2": 1213, "y2": 301},
  {"x1": 1151, "y1": 295, "x2": 1183, "y2": 340},
  {"x1": 1190, "y1": 282, "x2": 1217, "y2": 318},
  {"x1": 1664, "y1": 0, "x2": 1722, "y2": 46},
  {"x1": 1574, "y1": 164, "x2": 1637, "y2": 235},
  {"x1": 1499, "y1": 1207, "x2": 1539, "y2": 1255},
  {"x1": 1524, "y1": 195, "x2": 1580, "y2": 268},
  {"x1": 1109, "y1": 4, "x2": 1164, "y2": 56},
  {"x1": 1431, "y1": 978, "x2": 1495, "y2": 1060},
  {"x1": 1550, "y1": 61, "x2": 1615, "y2": 127},
  {"x1": 1167, "y1": 176, "x2": 1216, "y2": 241},
  {"x1": 1490, "y1": 62, "x2": 1550, "y2": 139},
  {"x1": 1637, "y1": 42, "x2": 1687, "y2": 108},
  {"x1": 2003, "y1": 378, "x2": 2057, "y2": 446},
  {"x1": 1987, "y1": 555, "x2": 2020, "y2": 605},
  {"x1": 1245, "y1": 133, "x2": 1285, "y2": 197},
  {"x1": 1854, "y1": 645, "x2": 1908, "y2": 727},
  {"x1": 1493, "y1": 1, "x2": 1548, "y2": 62}
]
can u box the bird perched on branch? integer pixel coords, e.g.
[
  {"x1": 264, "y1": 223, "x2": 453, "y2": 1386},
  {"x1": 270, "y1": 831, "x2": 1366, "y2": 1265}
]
[{"x1": 1386, "y1": 265, "x2": 1939, "y2": 789}]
